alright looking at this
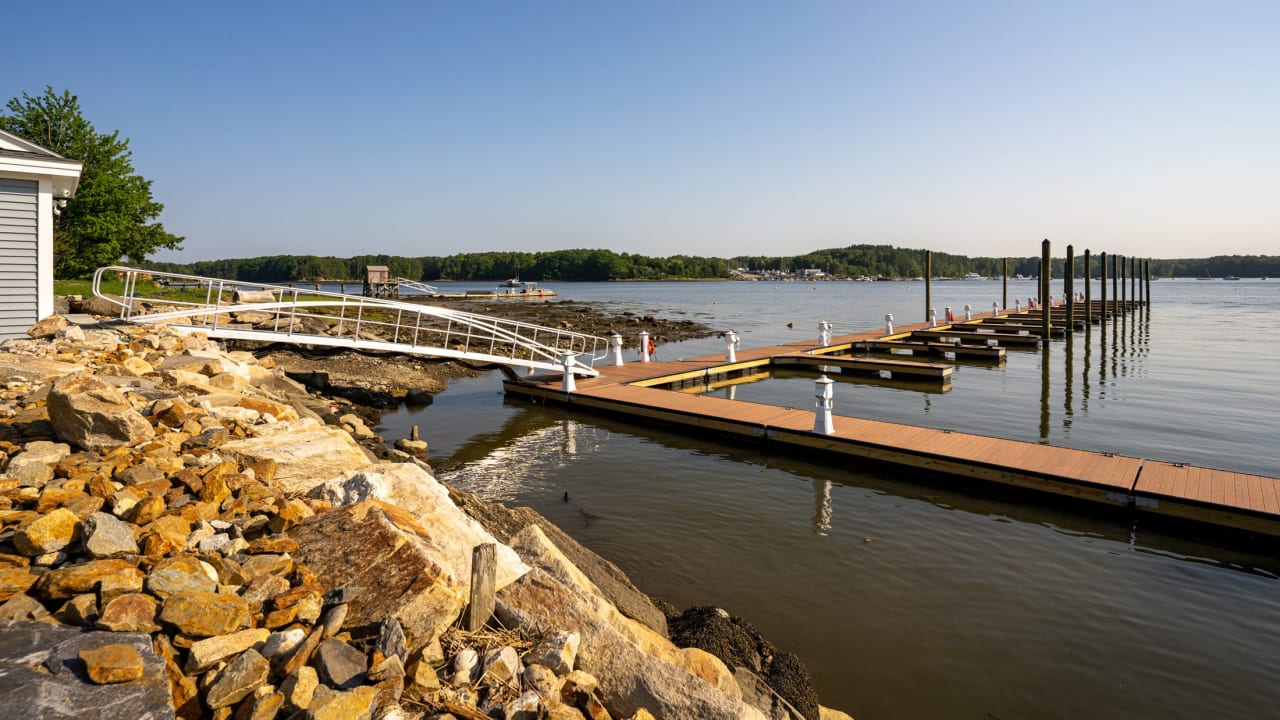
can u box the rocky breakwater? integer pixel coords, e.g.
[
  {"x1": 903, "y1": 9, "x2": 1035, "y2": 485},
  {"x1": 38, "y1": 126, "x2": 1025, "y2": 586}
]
[{"x1": 0, "y1": 314, "x2": 853, "y2": 720}]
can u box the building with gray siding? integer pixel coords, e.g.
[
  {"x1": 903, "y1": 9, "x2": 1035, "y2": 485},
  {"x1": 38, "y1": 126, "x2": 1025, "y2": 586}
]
[{"x1": 0, "y1": 130, "x2": 82, "y2": 339}]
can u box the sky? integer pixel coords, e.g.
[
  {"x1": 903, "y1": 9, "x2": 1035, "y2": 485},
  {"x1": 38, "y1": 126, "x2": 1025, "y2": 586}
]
[{"x1": 5, "y1": 1, "x2": 1277, "y2": 262}]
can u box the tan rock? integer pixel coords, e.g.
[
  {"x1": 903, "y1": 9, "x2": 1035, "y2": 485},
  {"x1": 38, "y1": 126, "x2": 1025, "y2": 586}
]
[
  {"x1": 154, "y1": 634, "x2": 202, "y2": 719},
  {"x1": 310, "y1": 464, "x2": 529, "y2": 594},
  {"x1": 99, "y1": 567, "x2": 147, "y2": 604},
  {"x1": 289, "y1": 501, "x2": 465, "y2": 652},
  {"x1": 97, "y1": 592, "x2": 161, "y2": 632},
  {"x1": 47, "y1": 372, "x2": 156, "y2": 451},
  {"x1": 308, "y1": 685, "x2": 378, "y2": 720},
  {"x1": 80, "y1": 643, "x2": 145, "y2": 684},
  {"x1": 129, "y1": 494, "x2": 167, "y2": 525},
  {"x1": 27, "y1": 314, "x2": 69, "y2": 339},
  {"x1": 819, "y1": 706, "x2": 856, "y2": 720},
  {"x1": 0, "y1": 565, "x2": 38, "y2": 601},
  {"x1": 186, "y1": 627, "x2": 271, "y2": 674},
  {"x1": 205, "y1": 648, "x2": 270, "y2": 709},
  {"x1": 219, "y1": 423, "x2": 371, "y2": 495},
  {"x1": 13, "y1": 507, "x2": 81, "y2": 556},
  {"x1": 56, "y1": 593, "x2": 99, "y2": 626},
  {"x1": 281, "y1": 665, "x2": 319, "y2": 710},
  {"x1": 0, "y1": 351, "x2": 86, "y2": 383},
  {"x1": 147, "y1": 554, "x2": 218, "y2": 599},
  {"x1": 237, "y1": 396, "x2": 298, "y2": 423},
  {"x1": 34, "y1": 558, "x2": 142, "y2": 601},
  {"x1": 160, "y1": 590, "x2": 251, "y2": 636}
]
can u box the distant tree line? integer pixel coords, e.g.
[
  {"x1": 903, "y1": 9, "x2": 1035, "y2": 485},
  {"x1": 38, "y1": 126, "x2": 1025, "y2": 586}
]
[
  {"x1": 143, "y1": 249, "x2": 732, "y2": 283},
  {"x1": 143, "y1": 245, "x2": 1280, "y2": 283}
]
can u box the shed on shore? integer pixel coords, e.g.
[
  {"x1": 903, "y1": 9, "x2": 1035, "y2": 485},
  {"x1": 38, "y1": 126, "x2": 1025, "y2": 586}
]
[{"x1": 0, "y1": 129, "x2": 82, "y2": 339}]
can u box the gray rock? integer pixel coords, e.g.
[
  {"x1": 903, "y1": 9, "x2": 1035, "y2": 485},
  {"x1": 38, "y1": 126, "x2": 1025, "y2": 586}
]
[
  {"x1": 46, "y1": 372, "x2": 155, "y2": 451},
  {"x1": 376, "y1": 616, "x2": 407, "y2": 665},
  {"x1": 524, "y1": 630, "x2": 580, "y2": 675},
  {"x1": 0, "y1": 621, "x2": 173, "y2": 719},
  {"x1": 734, "y1": 667, "x2": 808, "y2": 720},
  {"x1": 4, "y1": 440, "x2": 71, "y2": 486},
  {"x1": 521, "y1": 663, "x2": 560, "y2": 702},
  {"x1": 319, "y1": 603, "x2": 348, "y2": 638},
  {"x1": 261, "y1": 628, "x2": 307, "y2": 661},
  {"x1": 315, "y1": 638, "x2": 367, "y2": 690},
  {"x1": 504, "y1": 690, "x2": 543, "y2": 720},
  {"x1": 481, "y1": 646, "x2": 522, "y2": 686},
  {"x1": 82, "y1": 512, "x2": 139, "y2": 558},
  {"x1": 205, "y1": 648, "x2": 270, "y2": 709}
]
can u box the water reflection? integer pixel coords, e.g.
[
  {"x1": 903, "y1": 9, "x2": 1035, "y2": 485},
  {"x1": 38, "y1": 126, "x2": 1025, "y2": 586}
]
[
  {"x1": 428, "y1": 396, "x2": 1280, "y2": 579},
  {"x1": 811, "y1": 479, "x2": 832, "y2": 536}
]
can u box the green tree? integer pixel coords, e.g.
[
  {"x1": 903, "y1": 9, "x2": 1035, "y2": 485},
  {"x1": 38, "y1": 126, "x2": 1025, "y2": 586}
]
[{"x1": 1, "y1": 87, "x2": 182, "y2": 278}]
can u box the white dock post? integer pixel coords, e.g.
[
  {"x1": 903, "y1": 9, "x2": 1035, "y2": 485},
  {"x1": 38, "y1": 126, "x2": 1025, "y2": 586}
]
[
  {"x1": 964, "y1": 304, "x2": 973, "y2": 321},
  {"x1": 723, "y1": 330, "x2": 740, "y2": 363},
  {"x1": 884, "y1": 313, "x2": 894, "y2": 334},
  {"x1": 610, "y1": 333, "x2": 624, "y2": 366},
  {"x1": 639, "y1": 330, "x2": 651, "y2": 363},
  {"x1": 813, "y1": 375, "x2": 835, "y2": 435},
  {"x1": 930, "y1": 308, "x2": 938, "y2": 327},
  {"x1": 992, "y1": 300, "x2": 999, "y2": 317},
  {"x1": 945, "y1": 305, "x2": 953, "y2": 323},
  {"x1": 1015, "y1": 298, "x2": 1022, "y2": 312},
  {"x1": 560, "y1": 351, "x2": 578, "y2": 393},
  {"x1": 818, "y1": 320, "x2": 832, "y2": 347}
]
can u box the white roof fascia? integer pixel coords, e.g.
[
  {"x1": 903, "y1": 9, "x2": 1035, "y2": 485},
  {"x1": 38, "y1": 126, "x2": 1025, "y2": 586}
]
[{"x1": 0, "y1": 155, "x2": 84, "y2": 197}]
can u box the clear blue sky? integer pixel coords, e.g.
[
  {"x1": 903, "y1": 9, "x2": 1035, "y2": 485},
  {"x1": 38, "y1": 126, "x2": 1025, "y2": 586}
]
[{"x1": 6, "y1": 1, "x2": 1277, "y2": 262}]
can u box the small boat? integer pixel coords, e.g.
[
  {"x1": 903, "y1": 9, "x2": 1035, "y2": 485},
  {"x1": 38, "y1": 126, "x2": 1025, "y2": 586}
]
[
  {"x1": 962, "y1": 272, "x2": 986, "y2": 281},
  {"x1": 502, "y1": 277, "x2": 522, "y2": 287},
  {"x1": 1223, "y1": 275, "x2": 1241, "y2": 281}
]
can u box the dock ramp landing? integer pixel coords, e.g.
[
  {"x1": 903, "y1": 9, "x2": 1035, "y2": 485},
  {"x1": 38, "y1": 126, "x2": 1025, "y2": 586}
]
[{"x1": 92, "y1": 266, "x2": 608, "y2": 376}]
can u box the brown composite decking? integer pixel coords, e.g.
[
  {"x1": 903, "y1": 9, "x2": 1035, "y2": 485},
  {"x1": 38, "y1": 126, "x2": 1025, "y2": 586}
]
[{"x1": 514, "y1": 303, "x2": 1280, "y2": 536}]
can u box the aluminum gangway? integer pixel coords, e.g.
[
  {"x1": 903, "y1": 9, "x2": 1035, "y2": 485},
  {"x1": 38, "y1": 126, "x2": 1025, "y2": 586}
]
[
  {"x1": 395, "y1": 278, "x2": 439, "y2": 296},
  {"x1": 92, "y1": 266, "x2": 608, "y2": 376}
]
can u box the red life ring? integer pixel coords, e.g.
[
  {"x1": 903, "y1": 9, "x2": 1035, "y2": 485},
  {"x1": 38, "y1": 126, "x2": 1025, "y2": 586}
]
[{"x1": 647, "y1": 338, "x2": 656, "y2": 358}]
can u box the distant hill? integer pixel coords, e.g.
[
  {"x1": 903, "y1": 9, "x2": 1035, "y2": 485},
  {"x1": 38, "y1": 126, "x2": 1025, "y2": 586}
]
[{"x1": 142, "y1": 246, "x2": 1280, "y2": 282}]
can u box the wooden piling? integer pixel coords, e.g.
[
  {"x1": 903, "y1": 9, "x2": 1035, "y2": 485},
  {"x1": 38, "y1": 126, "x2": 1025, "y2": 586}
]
[
  {"x1": 925, "y1": 250, "x2": 933, "y2": 323},
  {"x1": 1100, "y1": 252, "x2": 1108, "y2": 318},
  {"x1": 1002, "y1": 258, "x2": 1009, "y2": 311},
  {"x1": 1084, "y1": 250, "x2": 1092, "y2": 321},
  {"x1": 1041, "y1": 239, "x2": 1051, "y2": 339},
  {"x1": 465, "y1": 543, "x2": 496, "y2": 631},
  {"x1": 1065, "y1": 244, "x2": 1075, "y2": 332}
]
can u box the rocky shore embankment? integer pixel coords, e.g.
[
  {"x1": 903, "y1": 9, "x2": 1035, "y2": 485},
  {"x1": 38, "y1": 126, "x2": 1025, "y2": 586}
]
[{"x1": 0, "y1": 314, "x2": 853, "y2": 720}]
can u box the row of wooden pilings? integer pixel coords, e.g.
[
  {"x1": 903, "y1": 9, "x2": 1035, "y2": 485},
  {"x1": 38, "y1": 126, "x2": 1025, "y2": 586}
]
[{"x1": 922, "y1": 240, "x2": 1153, "y2": 338}]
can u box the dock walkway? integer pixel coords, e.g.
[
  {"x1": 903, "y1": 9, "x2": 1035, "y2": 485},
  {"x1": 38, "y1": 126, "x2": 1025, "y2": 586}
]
[{"x1": 504, "y1": 306, "x2": 1280, "y2": 538}]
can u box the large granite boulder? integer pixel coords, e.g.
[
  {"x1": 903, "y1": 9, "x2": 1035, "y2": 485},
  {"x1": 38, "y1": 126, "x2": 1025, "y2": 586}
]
[
  {"x1": 449, "y1": 485, "x2": 669, "y2": 636},
  {"x1": 0, "y1": 352, "x2": 86, "y2": 383},
  {"x1": 309, "y1": 464, "x2": 529, "y2": 594},
  {"x1": 47, "y1": 373, "x2": 155, "y2": 451},
  {"x1": 0, "y1": 621, "x2": 173, "y2": 719},
  {"x1": 217, "y1": 419, "x2": 372, "y2": 494},
  {"x1": 289, "y1": 500, "x2": 465, "y2": 651},
  {"x1": 496, "y1": 525, "x2": 760, "y2": 720}
]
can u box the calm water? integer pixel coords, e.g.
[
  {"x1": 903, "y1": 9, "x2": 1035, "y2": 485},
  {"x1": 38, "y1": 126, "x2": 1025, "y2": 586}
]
[{"x1": 379, "y1": 279, "x2": 1280, "y2": 719}]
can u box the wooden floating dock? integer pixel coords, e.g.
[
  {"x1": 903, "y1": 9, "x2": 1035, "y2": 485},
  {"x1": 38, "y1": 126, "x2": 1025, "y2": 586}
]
[
  {"x1": 770, "y1": 352, "x2": 952, "y2": 381},
  {"x1": 849, "y1": 339, "x2": 1006, "y2": 361},
  {"x1": 504, "y1": 306, "x2": 1280, "y2": 539}
]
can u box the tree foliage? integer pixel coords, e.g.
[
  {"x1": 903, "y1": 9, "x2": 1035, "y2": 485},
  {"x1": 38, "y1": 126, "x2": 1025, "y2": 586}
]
[{"x1": 1, "y1": 87, "x2": 182, "y2": 278}]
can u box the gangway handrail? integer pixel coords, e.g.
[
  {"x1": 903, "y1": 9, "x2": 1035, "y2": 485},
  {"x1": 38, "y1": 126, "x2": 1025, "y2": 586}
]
[
  {"x1": 92, "y1": 266, "x2": 607, "y2": 375},
  {"x1": 394, "y1": 278, "x2": 439, "y2": 296}
]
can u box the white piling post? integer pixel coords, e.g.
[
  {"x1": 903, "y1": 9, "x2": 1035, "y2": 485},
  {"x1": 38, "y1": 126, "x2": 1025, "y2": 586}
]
[
  {"x1": 992, "y1": 300, "x2": 999, "y2": 317},
  {"x1": 1015, "y1": 298, "x2": 1022, "y2": 312},
  {"x1": 639, "y1": 330, "x2": 651, "y2": 363},
  {"x1": 724, "y1": 330, "x2": 739, "y2": 363},
  {"x1": 929, "y1": 308, "x2": 938, "y2": 327},
  {"x1": 945, "y1": 305, "x2": 953, "y2": 323},
  {"x1": 818, "y1": 320, "x2": 832, "y2": 346},
  {"x1": 964, "y1": 304, "x2": 973, "y2": 321},
  {"x1": 610, "y1": 333, "x2": 624, "y2": 366},
  {"x1": 560, "y1": 351, "x2": 578, "y2": 393},
  {"x1": 813, "y1": 375, "x2": 835, "y2": 435},
  {"x1": 884, "y1": 313, "x2": 894, "y2": 335}
]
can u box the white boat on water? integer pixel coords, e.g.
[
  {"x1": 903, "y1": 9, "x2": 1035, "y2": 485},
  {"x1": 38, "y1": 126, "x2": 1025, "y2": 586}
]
[{"x1": 962, "y1": 272, "x2": 986, "y2": 280}]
